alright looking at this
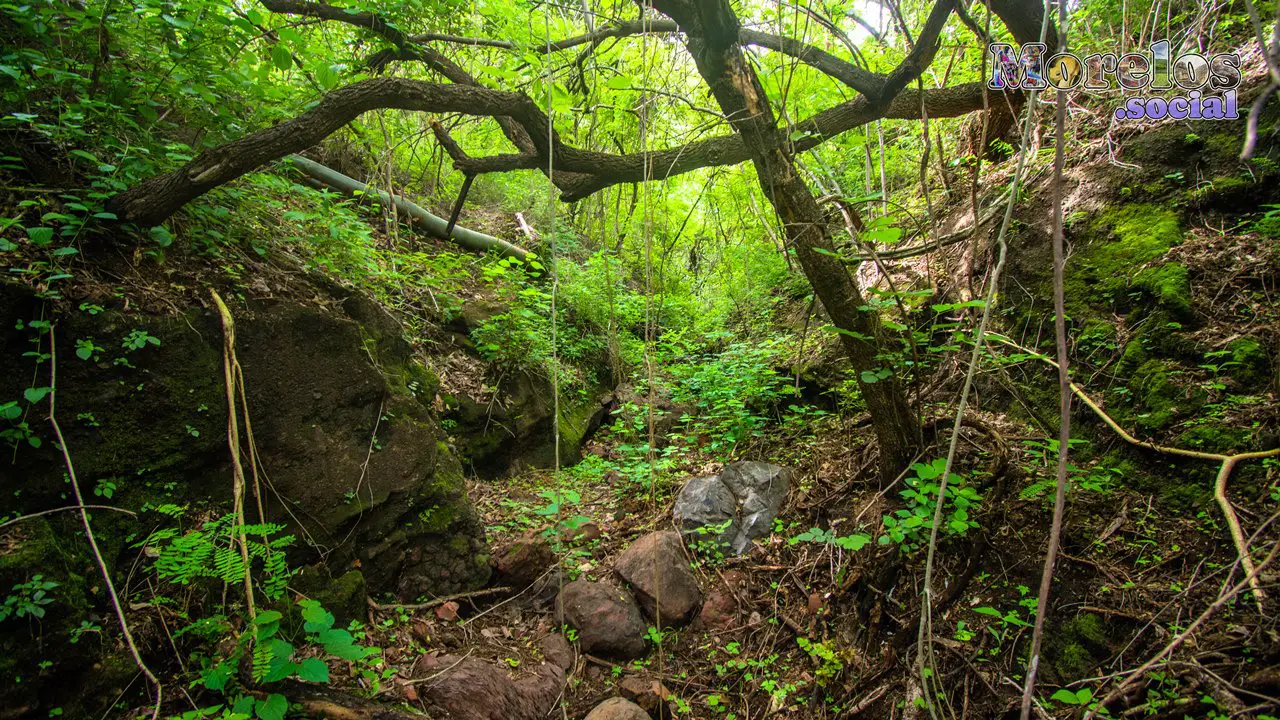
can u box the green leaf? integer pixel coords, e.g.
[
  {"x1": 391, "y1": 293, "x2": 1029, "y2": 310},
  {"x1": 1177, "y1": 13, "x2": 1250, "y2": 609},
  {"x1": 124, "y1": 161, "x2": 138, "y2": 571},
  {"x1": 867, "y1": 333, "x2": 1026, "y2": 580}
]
[
  {"x1": 24, "y1": 386, "x2": 50, "y2": 404},
  {"x1": 149, "y1": 225, "x2": 173, "y2": 247},
  {"x1": 1050, "y1": 688, "x2": 1088, "y2": 705},
  {"x1": 604, "y1": 75, "x2": 631, "y2": 90},
  {"x1": 26, "y1": 227, "x2": 54, "y2": 246},
  {"x1": 255, "y1": 693, "x2": 288, "y2": 720},
  {"x1": 271, "y1": 44, "x2": 292, "y2": 71},
  {"x1": 295, "y1": 657, "x2": 329, "y2": 683},
  {"x1": 300, "y1": 601, "x2": 334, "y2": 633},
  {"x1": 254, "y1": 610, "x2": 284, "y2": 625}
]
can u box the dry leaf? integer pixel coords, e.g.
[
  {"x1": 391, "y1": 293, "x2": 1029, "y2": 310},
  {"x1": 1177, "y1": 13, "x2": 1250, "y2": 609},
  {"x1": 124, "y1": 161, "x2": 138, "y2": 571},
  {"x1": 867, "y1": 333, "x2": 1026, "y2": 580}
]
[{"x1": 435, "y1": 601, "x2": 460, "y2": 621}]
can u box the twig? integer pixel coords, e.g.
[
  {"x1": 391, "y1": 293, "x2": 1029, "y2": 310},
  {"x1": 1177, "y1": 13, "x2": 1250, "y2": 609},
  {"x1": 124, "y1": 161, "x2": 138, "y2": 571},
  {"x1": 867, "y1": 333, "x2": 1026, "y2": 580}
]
[
  {"x1": 0, "y1": 505, "x2": 136, "y2": 530},
  {"x1": 48, "y1": 327, "x2": 162, "y2": 720},
  {"x1": 1083, "y1": 534, "x2": 1280, "y2": 719},
  {"x1": 366, "y1": 586, "x2": 512, "y2": 611},
  {"x1": 986, "y1": 334, "x2": 1280, "y2": 611},
  {"x1": 1019, "y1": 0, "x2": 1071, "y2": 714}
]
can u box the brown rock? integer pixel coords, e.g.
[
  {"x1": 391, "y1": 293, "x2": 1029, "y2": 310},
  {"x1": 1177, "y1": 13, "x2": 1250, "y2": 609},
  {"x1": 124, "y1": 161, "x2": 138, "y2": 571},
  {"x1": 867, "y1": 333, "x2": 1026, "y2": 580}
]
[
  {"x1": 696, "y1": 570, "x2": 745, "y2": 631},
  {"x1": 541, "y1": 633, "x2": 574, "y2": 671},
  {"x1": 584, "y1": 697, "x2": 653, "y2": 720},
  {"x1": 495, "y1": 533, "x2": 555, "y2": 590},
  {"x1": 614, "y1": 531, "x2": 702, "y2": 627},
  {"x1": 556, "y1": 580, "x2": 648, "y2": 659},
  {"x1": 415, "y1": 653, "x2": 563, "y2": 720},
  {"x1": 618, "y1": 675, "x2": 673, "y2": 717}
]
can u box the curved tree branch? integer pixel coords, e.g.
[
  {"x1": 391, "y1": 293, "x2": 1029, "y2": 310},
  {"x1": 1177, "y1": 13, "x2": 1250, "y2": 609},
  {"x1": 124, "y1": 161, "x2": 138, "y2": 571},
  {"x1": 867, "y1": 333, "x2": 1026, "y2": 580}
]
[{"x1": 106, "y1": 78, "x2": 546, "y2": 224}]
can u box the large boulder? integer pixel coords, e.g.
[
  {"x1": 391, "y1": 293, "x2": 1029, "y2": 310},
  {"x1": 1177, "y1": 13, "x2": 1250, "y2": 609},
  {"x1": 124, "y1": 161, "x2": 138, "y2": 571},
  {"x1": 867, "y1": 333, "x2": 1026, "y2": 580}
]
[
  {"x1": 0, "y1": 282, "x2": 490, "y2": 715},
  {"x1": 555, "y1": 579, "x2": 648, "y2": 659},
  {"x1": 444, "y1": 299, "x2": 615, "y2": 477},
  {"x1": 673, "y1": 461, "x2": 791, "y2": 554},
  {"x1": 614, "y1": 531, "x2": 702, "y2": 627}
]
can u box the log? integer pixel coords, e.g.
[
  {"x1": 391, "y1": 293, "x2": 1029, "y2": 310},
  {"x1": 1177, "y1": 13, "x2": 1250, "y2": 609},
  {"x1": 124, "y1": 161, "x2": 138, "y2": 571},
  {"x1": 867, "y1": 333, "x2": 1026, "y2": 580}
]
[{"x1": 286, "y1": 154, "x2": 531, "y2": 261}]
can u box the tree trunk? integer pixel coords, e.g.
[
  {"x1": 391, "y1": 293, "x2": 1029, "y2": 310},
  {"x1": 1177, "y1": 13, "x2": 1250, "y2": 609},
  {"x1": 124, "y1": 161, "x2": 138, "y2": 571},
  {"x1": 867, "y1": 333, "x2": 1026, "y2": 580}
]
[{"x1": 651, "y1": 0, "x2": 934, "y2": 480}]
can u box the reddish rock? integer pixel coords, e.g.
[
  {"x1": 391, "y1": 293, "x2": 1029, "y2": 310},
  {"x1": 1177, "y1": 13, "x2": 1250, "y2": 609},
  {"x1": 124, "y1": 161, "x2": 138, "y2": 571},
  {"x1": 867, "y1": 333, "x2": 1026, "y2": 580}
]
[
  {"x1": 618, "y1": 675, "x2": 673, "y2": 717},
  {"x1": 555, "y1": 579, "x2": 648, "y2": 659},
  {"x1": 696, "y1": 570, "x2": 746, "y2": 631},
  {"x1": 495, "y1": 533, "x2": 555, "y2": 590},
  {"x1": 585, "y1": 697, "x2": 652, "y2": 720},
  {"x1": 614, "y1": 531, "x2": 702, "y2": 627},
  {"x1": 541, "y1": 632, "x2": 574, "y2": 671},
  {"x1": 415, "y1": 653, "x2": 563, "y2": 720}
]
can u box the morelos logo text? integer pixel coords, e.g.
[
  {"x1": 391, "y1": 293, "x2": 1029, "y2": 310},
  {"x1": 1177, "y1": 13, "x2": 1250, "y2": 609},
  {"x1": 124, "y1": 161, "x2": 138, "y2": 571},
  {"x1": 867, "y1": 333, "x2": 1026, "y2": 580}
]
[{"x1": 988, "y1": 41, "x2": 1242, "y2": 121}]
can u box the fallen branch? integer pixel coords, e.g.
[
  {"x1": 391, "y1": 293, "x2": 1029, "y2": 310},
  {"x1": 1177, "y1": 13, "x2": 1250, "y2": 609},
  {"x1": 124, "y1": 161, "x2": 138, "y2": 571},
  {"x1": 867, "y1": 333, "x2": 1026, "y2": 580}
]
[
  {"x1": 987, "y1": 334, "x2": 1280, "y2": 611},
  {"x1": 0, "y1": 504, "x2": 136, "y2": 531},
  {"x1": 288, "y1": 155, "x2": 531, "y2": 262},
  {"x1": 366, "y1": 586, "x2": 512, "y2": 612}
]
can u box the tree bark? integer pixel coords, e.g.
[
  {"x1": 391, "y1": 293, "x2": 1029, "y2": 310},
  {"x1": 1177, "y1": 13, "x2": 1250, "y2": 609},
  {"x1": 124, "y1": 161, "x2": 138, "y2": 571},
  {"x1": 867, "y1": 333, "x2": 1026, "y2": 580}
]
[{"x1": 649, "y1": 0, "x2": 947, "y2": 479}]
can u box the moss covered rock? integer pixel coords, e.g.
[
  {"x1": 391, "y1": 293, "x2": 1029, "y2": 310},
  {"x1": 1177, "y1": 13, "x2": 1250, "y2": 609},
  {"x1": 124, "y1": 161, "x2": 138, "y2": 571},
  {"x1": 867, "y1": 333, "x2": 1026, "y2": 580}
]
[{"x1": 0, "y1": 280, "x2": 491, "y2": 712}]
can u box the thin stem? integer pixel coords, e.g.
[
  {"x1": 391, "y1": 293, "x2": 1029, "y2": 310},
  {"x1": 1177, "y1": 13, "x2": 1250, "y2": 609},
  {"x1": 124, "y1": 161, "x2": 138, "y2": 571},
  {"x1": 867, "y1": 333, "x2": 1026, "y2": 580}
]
[
  {"x1": 1019, "y1": 0, "x2": 1071, "y2": 712},
  {"x1": 49, "y1": 327, "x2": 162, "y2": 720}
]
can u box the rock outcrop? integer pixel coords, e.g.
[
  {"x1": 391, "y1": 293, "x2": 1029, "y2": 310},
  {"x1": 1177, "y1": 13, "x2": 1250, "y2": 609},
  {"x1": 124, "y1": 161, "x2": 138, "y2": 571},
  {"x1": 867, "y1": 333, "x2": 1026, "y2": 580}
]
[{"x1": 0, "y1": 282, "x2": 490, "y2": 713}]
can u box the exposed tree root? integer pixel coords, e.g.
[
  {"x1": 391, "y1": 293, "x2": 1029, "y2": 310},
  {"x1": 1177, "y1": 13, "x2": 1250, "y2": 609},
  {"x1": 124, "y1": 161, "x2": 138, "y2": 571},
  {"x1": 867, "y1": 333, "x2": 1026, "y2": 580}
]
[{"x1": 987, "y1": 334, "x2": 1280, "y2": 612}]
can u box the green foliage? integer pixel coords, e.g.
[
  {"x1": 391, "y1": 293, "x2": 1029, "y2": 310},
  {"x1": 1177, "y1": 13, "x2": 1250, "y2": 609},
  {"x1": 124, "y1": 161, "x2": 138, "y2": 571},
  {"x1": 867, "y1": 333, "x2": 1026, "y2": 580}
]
[
  {"x1": 879, "y1": 458, "x2": 980, "y2": 552},
  {"x1": 192, "y1": 598, "x2": 380, "y2": 720},
  {"x1": 789, "y1": 527, "x2": 872, "y2": 552},
  {"x1": 665, "y1": 338, "x2": 796, "y2": 453},
  {"x1": 0, "y1": 575, "x2": 59, "y2": 622},
  {"x1": 143, "y1": 514, "x2": 295, "y2": 600}
]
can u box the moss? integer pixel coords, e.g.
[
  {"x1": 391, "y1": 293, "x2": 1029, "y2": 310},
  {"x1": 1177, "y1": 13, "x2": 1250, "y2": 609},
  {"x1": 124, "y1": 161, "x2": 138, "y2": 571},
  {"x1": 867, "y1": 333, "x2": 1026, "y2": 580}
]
[
  {"x1": 1116, "y1": 337, "x2": 1150, "y2": 376},
  {"x1": 1109, "y1": 452, "x2": 1211, "y2": 510},
  {"x1": 1061, "y1": 205, "x2": 1185, "y2": 323},
  {"x1": 1094, "y1": 205, "x2": 1182, "y2": 268},
  {"x1": 1044, "y1": 613, "x2": 1110, "y2": 683},
  {"x1": 290, "y1": 566, "x2": 368, "y2": 625},
  {"x1": 1132, "y1": 263, "x2": 1191, "y2": 319},
  {"x1": 1177, "y1": 424, "x2": 1251, "y2": 455},
  {"x1": 416, "y1": 502, "x2": 461, "y2": 533},
  {"x1": 1227, "y1": 337, "x2": 1272, "y2": 391},
  {"x1": 1131, "y1": 360, "x2": 1183, "y2": 432}
]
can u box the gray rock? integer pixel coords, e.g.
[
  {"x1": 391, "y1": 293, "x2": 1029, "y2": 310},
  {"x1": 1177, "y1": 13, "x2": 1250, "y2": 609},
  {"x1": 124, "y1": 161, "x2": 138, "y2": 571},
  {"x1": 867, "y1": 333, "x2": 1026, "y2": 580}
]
[
  {"x1": 614, "y1": 531, "x2": 702, "y2": 626},
  {"x1": 584, "y1": 697, "x2": 653, "y2": 720},
  {"x1": 672, "y1": 475, "x2": 741, "y2": 547},
  {"x1": 556, "y1": 580, "x2": 648, "y2": 659},
  {"x1": 672, "y1": 461, "x2": 792, "y2": 554}
]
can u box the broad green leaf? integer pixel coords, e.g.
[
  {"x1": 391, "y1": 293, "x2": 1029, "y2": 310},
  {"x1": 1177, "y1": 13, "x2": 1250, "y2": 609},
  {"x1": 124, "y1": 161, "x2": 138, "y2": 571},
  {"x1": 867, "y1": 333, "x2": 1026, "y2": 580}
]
[
  {"x1": 255, "y1": 693, "x2": 288, "y2": 720},
  {"x1": 271, "y1": 44, "x2": 292, "y2": 71},
  {"x1": 295, "y1": 657, "x2": 329, "y2": 683},
  {"x1": 26, "y1": 227, "x2": 54, "y2": 245}
]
